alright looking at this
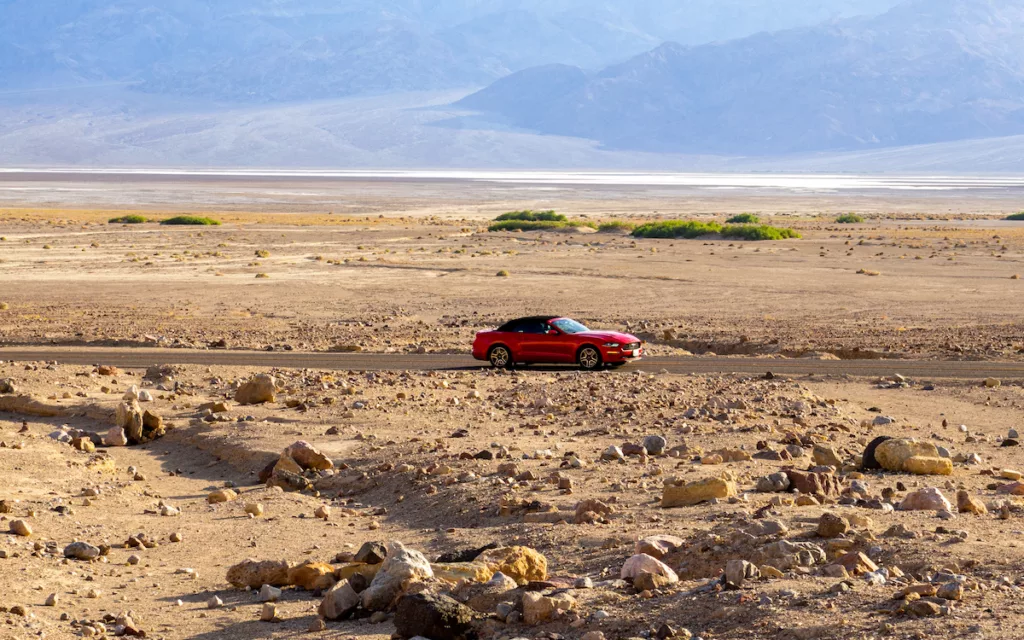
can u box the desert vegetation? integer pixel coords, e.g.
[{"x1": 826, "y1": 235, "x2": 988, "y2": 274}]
[{"x1": 160, "y1": 215, "x2": 222, "y2": 226}]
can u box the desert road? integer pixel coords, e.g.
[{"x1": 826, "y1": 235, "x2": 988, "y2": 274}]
[{"x1": 1, "y1": 347, "x2": 1023, "y2": 379}]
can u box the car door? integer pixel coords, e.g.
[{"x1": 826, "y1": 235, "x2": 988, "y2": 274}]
[{"x1": 516, "y1": 320, "x2": 557, "y2": 362}]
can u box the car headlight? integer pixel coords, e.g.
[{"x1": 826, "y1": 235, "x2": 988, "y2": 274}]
[{"x1": 603, "y1": 342, "x2": 621, "y2": 348}]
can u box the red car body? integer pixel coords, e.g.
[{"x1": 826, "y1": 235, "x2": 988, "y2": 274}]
[{"x1": 472, "y1": 316, "x2": 643, "y2": 369}]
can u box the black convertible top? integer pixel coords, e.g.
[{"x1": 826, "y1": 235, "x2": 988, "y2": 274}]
[{"x1": 497, "y1": 316, "x2": 559, "y2": 332}]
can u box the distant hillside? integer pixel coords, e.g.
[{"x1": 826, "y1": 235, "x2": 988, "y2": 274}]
[
  {"x1": 459, "y1": 0, "x2": 1024, "y2": 154},
  {"x1": 0, "y1": 0, "x2": 900, "y2": 102}
]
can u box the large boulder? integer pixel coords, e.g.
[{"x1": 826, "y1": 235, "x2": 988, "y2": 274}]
[
  {"x1": 361, "y1": 541, "x2": 434, "y2": 611},
  {"x1": 873, "y1": 438, "x2": 950, "y2": 475},
  {"x1": 476, "y1": 546, "x2": 547, "y2": 586},
  {"x1": 226, "y1": 559, "x2": 291, "y2": 589},
  {"x1": 235, "y1": 374, "x2": 277, "y2": 405},
  {"x1": 394, "y1": 593, "x2": 475, "y2": 640},
  {"x1": 661, "y1": 476, "x2": 737, "y2": 507}
]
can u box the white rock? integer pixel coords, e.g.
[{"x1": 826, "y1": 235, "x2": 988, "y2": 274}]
[
  {"x1": 620, "y1": 554, "x2": 678, "y2": 583},
  {"x1": 361, "y1": 541, "x2": 434, "y2": 611}
]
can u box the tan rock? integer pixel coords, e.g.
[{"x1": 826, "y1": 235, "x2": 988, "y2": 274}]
[
  {"x1": 226, "y1": 559, "x2": 291, "y2": 588},
  {"x1": 812, "y1": 445, "x2": 843, "y2": 467},
  {"x1": 235, "y1": 374, "x2": 277, "y2": 405},
  {"x1": 522, "y1": 592, "x2": 576, "y2": 625},
  {"x1": 431, "y1": 562, "x2": 494, "y2": 584},
  {"x1": 245, "y1": 503, "x2": 264, "y2": 517},
  {"x1": 334, "y1": 562, "x2": 381, "y2": 583},
  {"x1": 477, "y1": 546, "x2": 547, "y2": 585},
  {"x1": 874, "y1": 438, "x2": 940, "y2": 473},
  {"x1": 661, "y1": 476, "x2": 737, "y2": 508},
  {"x1": 635, "y1": 535, "x2": 684, "y2": 559},
  {"x1": 10, "y1": 519, "x2": 32, "y2": 537},
  {"x1": 361, "y1": 541, "x2": 434, "y2": 611},
  {"x1": 816, "y1": 513, "x2": 850, "y2": 538},
  {"x1": 956, "y1": 490, "x2": 987, "y2": 515},
  {"x1": 207, "y1": 489, "x2": 237, "y2": 504},
  {"x1": 902, "y1": 456, "x2": 952, "y2": 476},
  {"x1": 899, "y1": 487, "x2": 952, "y2": 512},
  {"x1": 287, "y1": 561, "x2": 337, "y2": 591},
  {"x1": 284, "y1": 441, "x2": 334, "y2": 471},
  {"x1": 836, "y1": 551, "x2": 878, "y2": 576},
  {"x1": 621, "y1": 554, "x2": 679, "y2": 583},
  {"x1": 318, "y1": 580, "x2": 360, "y2": 620}
]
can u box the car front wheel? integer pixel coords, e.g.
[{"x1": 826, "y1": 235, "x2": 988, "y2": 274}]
[
  {"x1": 488, "y1": 345, "x2": 513, "y2": 369},
  {"x1": 577, "y1": 345, "x2": 602, "y2": 371}
]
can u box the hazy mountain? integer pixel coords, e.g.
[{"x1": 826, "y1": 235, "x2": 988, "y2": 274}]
[
  {"x1": 459, "y1": 0, "x2": 1024, "y2": 154},
  {"x1": 1, "y1": 1, "x2": 901, "y2": 102}
]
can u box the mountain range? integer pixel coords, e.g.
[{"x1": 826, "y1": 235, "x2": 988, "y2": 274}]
[
  {"x1": 4, "y1": 0, "x2": 1024, "y2": 168},
  {"x1": 459, "y1": 0, "x2": 1024, "y2": 154}
]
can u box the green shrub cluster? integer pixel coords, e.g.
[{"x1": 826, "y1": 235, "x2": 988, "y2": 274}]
[
  {"x1": 726, "y1": 213, "x2": 760, "y2": 224},
  {"x1": 631, "y1": 220, "x2": 799, "y2": 240},
  {"x1": 631, "y1": 220, "x2": 723, "y2": 238},
  {"x1": 488, "y1": 220, "x2": 592, "y2": 232},
  {"x1": 494, "y1": 210, "x2": 566, "y2": 222},
  {"x1": 1006, "y1": 212, "x2": 1024, "y2": 221},
  {"x1": 108, "y1": 215, "x2": 148, "y2": 224},
  {"x1": 720, "y1": 224, "x2": 801, "y2": 240},
  {"x1": 160, "y1": 216, "x2": 222, "y2": 226},
  {"x1": 835, "y1": 214, "x2": 865, "y2": 223}
]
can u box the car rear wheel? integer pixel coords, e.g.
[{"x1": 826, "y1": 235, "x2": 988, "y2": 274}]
[
  {"x1": 577, "y1": 345, "x2": 602, "y2": 371},
  {"x1": 488, "y1": 345, "x2": 513, "y2": 369}
]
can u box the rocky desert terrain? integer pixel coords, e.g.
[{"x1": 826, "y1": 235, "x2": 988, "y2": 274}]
[{"x1": 2, "y1": 174, "x2": 1024, "y2": 640}]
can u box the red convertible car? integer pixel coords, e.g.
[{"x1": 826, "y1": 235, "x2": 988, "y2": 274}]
[{"x1": 472, "y1": 316, "x2": 643, "y2": 370}]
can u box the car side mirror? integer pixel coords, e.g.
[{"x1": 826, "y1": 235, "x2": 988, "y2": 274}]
[{"x1": 547, "y1": 329, "x2": 559, "y2": 335}]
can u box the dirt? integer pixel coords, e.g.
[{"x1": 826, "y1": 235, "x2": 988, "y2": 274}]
[{"x1": 2, "y1": 177, "x2": 1024, "y2": 640}]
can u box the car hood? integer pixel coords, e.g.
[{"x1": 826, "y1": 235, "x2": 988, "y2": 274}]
[{"x1": 577, "y1": 331, "x2": 640, "y2": 344}]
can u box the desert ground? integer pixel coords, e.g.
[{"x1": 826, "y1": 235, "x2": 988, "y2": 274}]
[{"x1": 2, "y1": 173, "x2": 1024, "y2": 640}]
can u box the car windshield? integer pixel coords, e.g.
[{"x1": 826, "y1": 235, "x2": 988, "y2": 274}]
[{"x1": 552, "y1": 318, "x2": 589, "y2": 334}]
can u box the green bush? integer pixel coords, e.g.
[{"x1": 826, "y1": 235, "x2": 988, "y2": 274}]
[
  {"x1": 631, "y1": 220, "x2": 722, "y2": 238},
  {"x1": 720, "y1": 224, "x2": 801, "y2": 241},
  {"x1": 488, "y1": 220, "x2": 593, "y2": 232},
  {"x1": 726, "y1": 213, "x2": 760, "y2": 224},
  {"x1": 494, "y1": 210, "x2": 566, "y2": 222},
  {"x1": 160, "y1": 216, "x2": 222, "y2": 226},
  {"x1": 597, "y1": 220, "x2": 636, "y2": 232},
  {"x1": 108, "y1": 215, "x2": 149, "y2": 224},
  {"x1": 1006, "y1": 212, "x2": 1024, "y2": 221},
  {"x1": 835, "y1": 214, "x2": 865, "y2": 224}
]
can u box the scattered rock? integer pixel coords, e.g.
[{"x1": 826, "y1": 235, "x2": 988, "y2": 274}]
[
  {"x1": 956, "y1": 490, "x2": 987, "y2": 515},
  {"x1": 207, "y1": 489, "x2": 238, "y2": 504},
  {"x1": 9, "y1": 519, "x2": 32, "y2": 537},
  {"x1": 816, "y1": 513, "x2": 850, "y2": 538},
  {"x1": 476, "y1": 546, "x2": 547, "y2": 585},
  {"x1": 287, "y1": 561, "x2": 337, "y2": 591},
  {"x1": 621, "y1": 554, "x2": 679, "y2": 584},
  {"x1": 226, "y1": 559, "x2": 291, "y2": 589},
  {"x1": 724, "y1": 559, "x2": 760, "y2": 589},
  {"x1": 635, "y1": 535, "x2": 684, "y2": 559},
  {"x1": 64, "y1": 541, "x2": 101, "y2": 561},
  {"x1": 361, "y1": 541, "x2": 434, "y2": 611},
  {"x1": 318, "y1": 580, "x2": 360, "y2": 620},
  {"x1": 522, "y1": 591, "x2": 576, "y2": 625},
  {"x1": 899, "y1": 488, "x2": 953, "y2": 512},
  {"x1": 662, "y1": 475, "x2": 737, "y2": 507},
  {"x1": 394, "y1": 592, "x2": 476, "y2": 640},
  {"x1": 235, "y1": 374, "x2": 277, "y2": 405}
]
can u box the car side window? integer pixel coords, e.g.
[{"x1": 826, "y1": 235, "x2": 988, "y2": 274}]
[{"x1": 517, "y1": 321, "x2": 547, "y2": 334}]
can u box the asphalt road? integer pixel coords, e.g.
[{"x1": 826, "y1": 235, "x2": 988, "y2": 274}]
[{"x1": 1, "y1": 347, "x2": 1023, "y2": 379}]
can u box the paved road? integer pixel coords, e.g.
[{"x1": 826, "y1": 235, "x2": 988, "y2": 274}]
[{"x1": 1, "y1": 347, "x2": 1023, "y2": 379}]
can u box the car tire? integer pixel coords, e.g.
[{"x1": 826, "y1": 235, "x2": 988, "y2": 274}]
[
  {"x1": 577, "y1": 345, "x2": 602, "y2": 371},
  {"x1": 487, "y1": 345, "x2": 513, "y2": 369}
]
